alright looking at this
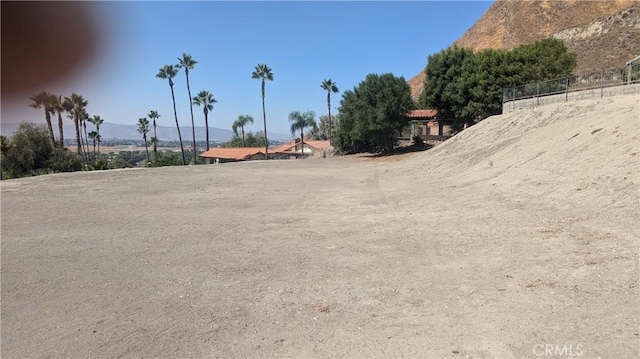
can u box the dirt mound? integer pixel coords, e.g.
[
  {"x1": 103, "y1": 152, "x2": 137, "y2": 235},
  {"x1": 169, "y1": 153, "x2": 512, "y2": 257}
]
[
  {"x1": 2, "y1": 95, "x2": 638, "y2": 358},
  {"x1": 400, "y1": 94, "x2": 639, "y2": 225}
]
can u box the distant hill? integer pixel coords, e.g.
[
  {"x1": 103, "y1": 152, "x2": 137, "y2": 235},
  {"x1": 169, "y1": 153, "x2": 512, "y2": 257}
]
[
  {"x1": 408, "y1": 0, "x2": 640, "y2": 100},
  {"x1": 0, "y1": 122, "x2": 292, "y2": 142}
]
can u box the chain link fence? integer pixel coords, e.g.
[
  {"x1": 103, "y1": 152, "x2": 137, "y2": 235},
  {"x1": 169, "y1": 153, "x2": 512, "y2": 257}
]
[{"x1": 503, "y1": 64, "x2": 640, "y2": 103}]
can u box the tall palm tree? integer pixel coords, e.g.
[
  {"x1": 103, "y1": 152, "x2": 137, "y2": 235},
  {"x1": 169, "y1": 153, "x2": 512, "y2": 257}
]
[
  {"x1": 177, "y1": 53, "x2": 198, "y2": 163},
  {"x1": 156, "y1": 65, "x2": 186, "y2": 165},
  {"x1": 147, "y1": 110, "x2": 160, "y2": 165},
  {"x1": 232, "y1": 115, "x2": 254, "y2": 148},
  {"x1": 29, "y1": 91, "x2": 56, "y2": 145},
  {"x1": 66, "y1": 93, "x2": 88, "y2": 162},
  {"x1": 51, "y1": 95, "x2": 66, "y2": 148},
  {"x1": 288, "y1": 110, "x2": 317, "y2": 156},
  {"x1": 320, "y1": 79, "x2": 339, "y2": 143},
  {"x1": 88, "y1": 130, "x2": 98, "y2": 160},
  {"x1": 88, "y1": 115, "x2": 104, "y2": 156},
  {"x1": 80, "y1": 109, "x2": 91, "y2": 164},
  {"x1": 192, "y1": 90, "x2": 217, "y2": 151},
  {"x1": 137, "y1": 117, "x2": 151, "y2": 167},
  {"x1": 251, "y1": 63, "x2": 274, "y2": 159},
  {"x1": 150, "y1": 137, "x2": 159, "y2": 165}
]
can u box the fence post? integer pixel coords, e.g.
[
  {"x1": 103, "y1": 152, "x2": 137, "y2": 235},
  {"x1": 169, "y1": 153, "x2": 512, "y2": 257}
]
[
  {"x1": 565, "y1": 77, "x2": 569, "y2": 102},
  {"x1": 601, "y1": 69, "x2": 604, "y2": 98},
  {"x1": 536, "y1": 82, "x2": 540, "y2": 106},
  {"x1": 512, "y1": 86, "x2": 515, "y2": 111}
]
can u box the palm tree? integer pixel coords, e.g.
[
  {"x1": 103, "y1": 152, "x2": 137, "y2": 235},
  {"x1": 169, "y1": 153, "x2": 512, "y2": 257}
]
[
  {"x1": 80, "y1": 109, "x2": 91, "y2": 164},
  {"x1": 66, "y1": 93, "x2": 88, "y2": 163},
  {"x1": 232, "y1": 115, "x2": 254, "y2": 148},
  {"x1": 29, "y1": 91, "x2": 56, "y2": 144},
  {"x1": 150, "y1": 137, "x2": 159, "y2": 165},
  {"x1": 88, "y1": 115, "x2": 104, "y2": 156},
  {"x1": 51, "y1": 95, "x2": 66, "y2": 148},
  {"x1": 320, "y1": 79, "x2": 339, "y2": 143},
  {"x1": 137, "y1": 117, "x2": 151, "y2": 167},
  {"x1": 251, "y1": 63, "x2": 274, "y2": 159},
  {"x1": 192, "y1": 90, "x2": 217, "y2": 151},
  {"x1": 156, "y1": 64, "x2": 186, "y2": 165},
  {"x1": 88, "y1": 130, "x2": 98, "y2": 160},
  {"x1": 177, "y1": 53, "x2": 198, "y2": 163},
  {"x1": 147, "y1": 110, "x2": 160, "y2": 164},
  {"x1": 288, "y1": 110, "x2": 317, "y2": 156}
]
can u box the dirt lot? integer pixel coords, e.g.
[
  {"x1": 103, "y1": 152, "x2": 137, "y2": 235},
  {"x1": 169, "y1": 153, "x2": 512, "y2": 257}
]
[{"x1": 2, "y1": 95, "x2": 639, "y2": 358}]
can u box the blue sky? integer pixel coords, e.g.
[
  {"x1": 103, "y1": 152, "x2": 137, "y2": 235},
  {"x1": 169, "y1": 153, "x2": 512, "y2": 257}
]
[{"x1": 3, "y1": 1, "x2": 493, "y2": 136}]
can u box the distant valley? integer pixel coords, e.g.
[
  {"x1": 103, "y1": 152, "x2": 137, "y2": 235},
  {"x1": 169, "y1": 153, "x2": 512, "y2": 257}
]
[{"x1": 0, "y1": 122, "x2": 292, "y2": 143}]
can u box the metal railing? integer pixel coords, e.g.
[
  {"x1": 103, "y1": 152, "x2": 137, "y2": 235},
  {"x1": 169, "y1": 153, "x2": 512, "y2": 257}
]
[{"x1": 503, "y1": 63, "x2": 640, "y2": 103}]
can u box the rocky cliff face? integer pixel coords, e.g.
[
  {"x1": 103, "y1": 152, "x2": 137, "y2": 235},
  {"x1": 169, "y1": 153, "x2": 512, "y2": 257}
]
[{"x1": 408, "y1": 0, "x2": 640, "y2": 100}]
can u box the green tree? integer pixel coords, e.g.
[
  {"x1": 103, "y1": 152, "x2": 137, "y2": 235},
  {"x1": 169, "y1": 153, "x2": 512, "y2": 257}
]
[
  {"x1": 419, "y1": 46, "x2": 474, "y2": 126},
  {"x1": 232, "y1": 115, "x2": 254, "y2": 147},
  {"x1": 157, "y1": 64, "x2": 186, "y2": 165},
  {"x1": 88, "y1": 115, "x2": 104, "y2": 156},
  {"x1": 192, "y1": 90, "x2": 217, "y2": 151},
  {"x1": 223, "y1": 131, "x2": 266, "y2": 148},
  {"x1": 320, "y1": 79, "x2": 339, "y2": 143},
  {"x1": 289, "y1": 110, "x2": 317, "y2": 156},
  {"x1": 178, "y1": 53, "x2": 198, "y2": 163},
  {"x1": 251, "y1": 63, "x2": 274, "y2": 159},
  {"x1": 420, "y1": 38, "x2": 576, "y2": 130},
  {"x1": 137, "y1": 117, "x2": 151, "y2": 167},
  {"x1": 1, "y1": 123, "x2": 54, "y2": 178},
  {"x1": 147, "y1": 110, "x2": 160, "y2": 165},
  {"x1": 307, "y1": 114, "x2": 339, "y2": 140},
  {"x1": 336, "y1": 73, "x2": 414, "y2": 154}
]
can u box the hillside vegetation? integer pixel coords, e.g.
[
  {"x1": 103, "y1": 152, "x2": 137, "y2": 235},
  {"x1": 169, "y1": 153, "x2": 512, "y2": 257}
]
[{"x1": 409, "y1": 0, "x2": 640, "y2": 99}]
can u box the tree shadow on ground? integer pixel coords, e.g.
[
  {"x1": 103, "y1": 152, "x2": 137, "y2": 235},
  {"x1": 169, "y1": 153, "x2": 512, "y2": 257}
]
[{"x1": 359, "y1": 143, "x2": 433, "y2": 158}]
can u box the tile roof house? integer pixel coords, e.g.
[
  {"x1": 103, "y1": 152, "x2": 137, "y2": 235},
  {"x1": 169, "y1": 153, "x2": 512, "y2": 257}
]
[
  {"x1": 406, "y1": 109, "x2": 454, "y2": 141},
  {"x1": 271, "y1": 139, "x2": 332, "y2": 159},
  {"x1": 198, "y1": 147, "x2": 266, "y2": 164}
]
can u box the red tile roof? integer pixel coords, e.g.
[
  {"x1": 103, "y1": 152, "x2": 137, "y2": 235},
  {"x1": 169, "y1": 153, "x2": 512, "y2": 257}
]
[
  {"x1": 407, "y1": 109, "x2": 437, "y2": 119},
  {"x1": 272, "y1": 140, "x2": 332, "y2": 153},
  {"x1": 198, "y1": 147, "x2": 265, "y2": 161}
]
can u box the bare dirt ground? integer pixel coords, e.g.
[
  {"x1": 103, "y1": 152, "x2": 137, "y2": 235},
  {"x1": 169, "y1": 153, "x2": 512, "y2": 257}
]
[{"x1": 2, "y1": 95, "x2": 639, "y2": 358}]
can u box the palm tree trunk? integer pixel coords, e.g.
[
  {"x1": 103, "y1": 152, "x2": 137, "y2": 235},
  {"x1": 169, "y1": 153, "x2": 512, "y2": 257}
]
[
  {"x1": 300, "y1": 130, "x2": 304, "y2": 156},
  {"x1": 153, "y1": 120, "x2": 158, "y2": 166},
  {"x1": 44, "y1": 110, "x2": 56, "y2": 145},
  {"x1": 204, "y1": 109, "x2": 210, "y2": 151},
  {"x1": 144, "y1": 136, "x2": 150, "y2": 167},
  {"x1": 241, "y1": 127, "x2": 245, "y2": 148},
  {"x1": 83, "y1": 122, "x2": 91, "y2": 162},
  {"x1": 57, "y1": 112, "x2": 64, "y2": 148},
  {"x1": 93, "y1": 139, "x2": 96, "y2": 159},
  {"x1": 169, "y1": 84, "x2": 186, "y2": 165},
  {"x1": 327, "y1": 92, "x2": 332, "y2": 144},
  {"x1": 74, "y1": 117, "x2": 82, "y2": 154},
  {"x1": 185, "y1": 71, "x2": 197, "y2": 164},
  {"x1": 261, "y1": 81, "x2": 269, "y2": 160},
  {"x1": 97, "y1": 126, "x2": 101, "y2": 155}
]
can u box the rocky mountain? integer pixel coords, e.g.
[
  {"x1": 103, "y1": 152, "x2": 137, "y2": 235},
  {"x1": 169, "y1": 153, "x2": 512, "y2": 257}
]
[{"x1": 408, "y1": 0, "x2": 640, "y2": 100}]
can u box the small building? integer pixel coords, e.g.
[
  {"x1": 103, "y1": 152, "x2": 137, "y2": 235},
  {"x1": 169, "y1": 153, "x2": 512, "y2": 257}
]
[
  {"x1": 406, "y1": 109, "x2": 454, "y2": 141},
  {"x1": 198, "y1": 147, "x2": 266, "y2": 164},
  {"x1": 271, "y1": 139, "x2": 332, "y2": 159}
]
